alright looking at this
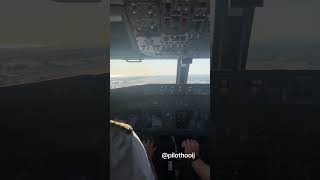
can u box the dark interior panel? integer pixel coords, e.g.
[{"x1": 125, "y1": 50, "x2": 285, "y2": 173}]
[
  {"x1": 0, "y1": 74, "x2": 108, "y2": 179},
  {"x1": 212, "y1": 71, "x2": 320, "y2": 179}
]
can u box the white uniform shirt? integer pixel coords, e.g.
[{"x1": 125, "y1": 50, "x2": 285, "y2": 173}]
[{"x1": 110, "y1": 121, "x2": 155, "y2": 180}]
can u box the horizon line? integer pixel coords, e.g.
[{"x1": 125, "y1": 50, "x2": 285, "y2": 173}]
[{"x1": 110, "y1": 74, "x2": 210, "y2": 78}]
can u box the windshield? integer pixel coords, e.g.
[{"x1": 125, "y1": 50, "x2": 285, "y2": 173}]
[{"x1": 110, "y1": 59, "x2": 210, "y2": 89}]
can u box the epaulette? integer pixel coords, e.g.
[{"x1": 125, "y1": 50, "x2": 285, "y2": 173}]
[{"x1": 110, "y1": 120, "x2": 133, "y2": 134}]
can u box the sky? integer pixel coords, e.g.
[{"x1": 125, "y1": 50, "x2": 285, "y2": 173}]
[
  {"x1": 110, "y1": 59, "x2": 210, "y2": 77},
  {"x1": 0, "y1": 0, "x2": 108, "y2": 48},
  {"x1": 251, "y1": 0, "x2": 320, "y2": 43}
]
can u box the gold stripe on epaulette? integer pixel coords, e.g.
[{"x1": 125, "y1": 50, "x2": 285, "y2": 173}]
[{"x1": 110, "y1": 120, "x2": 133, "y2": 134}]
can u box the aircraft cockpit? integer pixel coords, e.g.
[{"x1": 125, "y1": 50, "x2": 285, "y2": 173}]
[
  {"x1": 110, "y1": 1, "x2": 210, "y2": 179},
  {"x1": 110, "y1": 60, "x2": 210, "y2": 179}
]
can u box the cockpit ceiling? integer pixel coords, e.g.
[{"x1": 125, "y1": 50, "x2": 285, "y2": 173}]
[
  {"x1": 110, "y1": 0, "x2": 210, "y2": 60},
  {"x1": 111, "y1": 22, "x2": 141, "y2": 59}
]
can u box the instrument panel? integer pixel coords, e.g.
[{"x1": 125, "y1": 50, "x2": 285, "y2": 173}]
[{"x1": 110, "y1": 84, "x2": 210, "y2": 132}]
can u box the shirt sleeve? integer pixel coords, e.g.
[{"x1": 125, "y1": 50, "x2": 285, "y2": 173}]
[
  {"x1": 130, "y1": 131, "x2": 155, "y2": 180},
  {"x1": 110, "y1": 129, "x2": 155, "y2": 180}
]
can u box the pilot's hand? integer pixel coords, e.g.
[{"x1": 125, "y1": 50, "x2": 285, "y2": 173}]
[
  {"x1": 142, "y1": 138, "x2": 157, "y2": 160},
  {"x1": 181, "y1": 139, "x2": 200, "y2": 156}
]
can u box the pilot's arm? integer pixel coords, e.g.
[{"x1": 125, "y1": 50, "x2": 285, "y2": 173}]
[
  {"x1": 182, "y1": 139, "x2": 210, "y2": 180},
  {"x1": 110, "y1": 120, "x2": 155, "y2": 180},
  {"x1": 143, "y1": 139, "x2": 158, "y2": 180}
]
